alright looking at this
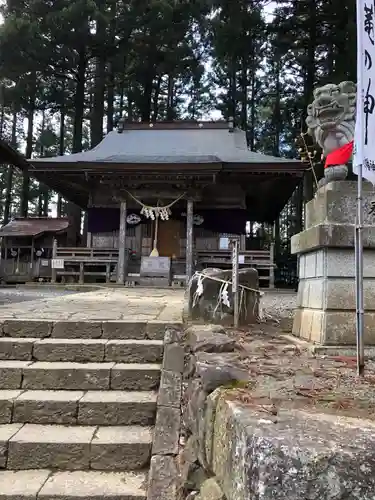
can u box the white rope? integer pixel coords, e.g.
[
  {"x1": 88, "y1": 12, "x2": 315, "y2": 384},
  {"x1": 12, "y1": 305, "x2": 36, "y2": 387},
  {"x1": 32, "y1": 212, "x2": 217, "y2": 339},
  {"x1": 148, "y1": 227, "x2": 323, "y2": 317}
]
[
  {"x1": 125, "y1": 190, "x2": 186, "y2": 215},
  {"x1": 193, "y1": 271, "x2": 263, "y2": 322},
  {"x1": 194, "y1": 272, "x2": 264, "y2": 295}
]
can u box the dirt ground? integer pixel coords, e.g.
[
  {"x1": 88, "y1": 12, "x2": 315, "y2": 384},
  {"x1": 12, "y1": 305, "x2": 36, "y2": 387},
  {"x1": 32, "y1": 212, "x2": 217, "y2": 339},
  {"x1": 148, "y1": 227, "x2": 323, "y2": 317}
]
[{"x1": 224, "y1": 301, "x2": 375, "y2": 422}]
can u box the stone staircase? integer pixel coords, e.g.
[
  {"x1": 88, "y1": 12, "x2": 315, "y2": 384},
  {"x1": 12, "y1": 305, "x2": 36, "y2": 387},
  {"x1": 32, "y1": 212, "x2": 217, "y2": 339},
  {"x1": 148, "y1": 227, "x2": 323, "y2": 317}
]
[{"x1": 0, "y1": 320, "x2": 165, "y2": 499}]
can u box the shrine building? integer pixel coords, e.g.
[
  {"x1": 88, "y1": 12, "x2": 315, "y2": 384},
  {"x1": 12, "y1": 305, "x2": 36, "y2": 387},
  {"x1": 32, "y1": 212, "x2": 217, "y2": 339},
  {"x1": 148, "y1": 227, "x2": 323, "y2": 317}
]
[{"x1": 0, "y1": 122, "x2": 304, "y2": 287}]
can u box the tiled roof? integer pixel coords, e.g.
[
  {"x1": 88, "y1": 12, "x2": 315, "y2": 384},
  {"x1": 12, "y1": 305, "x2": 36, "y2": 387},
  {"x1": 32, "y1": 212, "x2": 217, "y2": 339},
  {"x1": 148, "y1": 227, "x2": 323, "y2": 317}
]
[
  {"x1": 30, "y1": 127, "x2": 300, "y2": 165},
  {"x1": 0, "y1": 218, "x2": 70, "y2": 237}
]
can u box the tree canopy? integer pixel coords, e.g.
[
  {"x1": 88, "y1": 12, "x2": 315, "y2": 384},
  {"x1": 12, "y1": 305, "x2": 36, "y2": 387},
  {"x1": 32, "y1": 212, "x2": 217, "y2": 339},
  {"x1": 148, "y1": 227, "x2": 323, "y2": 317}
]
[{"x1": 0, "y1": 0, "x2": 356, "y2": 228}]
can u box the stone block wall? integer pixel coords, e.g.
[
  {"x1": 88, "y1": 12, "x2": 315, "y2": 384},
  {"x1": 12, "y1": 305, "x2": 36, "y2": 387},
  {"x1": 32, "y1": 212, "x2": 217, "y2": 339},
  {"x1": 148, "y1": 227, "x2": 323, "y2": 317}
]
[
  {"x1": 147, "y1": 324, "x2": 375, "y2": 500},
  {"x1": 291, "y1": 181, "x2": 375, "y2": 345}
]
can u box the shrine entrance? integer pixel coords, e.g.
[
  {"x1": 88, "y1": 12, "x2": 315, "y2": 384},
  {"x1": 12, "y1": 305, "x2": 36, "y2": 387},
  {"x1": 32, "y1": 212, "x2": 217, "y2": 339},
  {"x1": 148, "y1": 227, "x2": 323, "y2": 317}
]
[{"x1": 157, "y1": 219, "x2": 182, "y2": 258}]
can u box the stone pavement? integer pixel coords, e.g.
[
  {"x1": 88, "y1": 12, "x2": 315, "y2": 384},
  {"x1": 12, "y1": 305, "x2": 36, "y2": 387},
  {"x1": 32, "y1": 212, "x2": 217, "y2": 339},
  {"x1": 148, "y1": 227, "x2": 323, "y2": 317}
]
[
  {"x1": 0, "y1": 288, "x2": 185, "y2": 322},
  {"x1": 0, "y1": 288, "x2": 185, "y2": 499}
]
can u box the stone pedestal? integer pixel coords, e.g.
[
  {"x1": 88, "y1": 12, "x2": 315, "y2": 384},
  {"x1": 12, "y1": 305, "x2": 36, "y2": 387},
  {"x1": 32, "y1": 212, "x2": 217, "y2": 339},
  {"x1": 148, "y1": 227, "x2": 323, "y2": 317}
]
[{"x1": 291, "y1": 181, "x2": 375, "y2": 345}]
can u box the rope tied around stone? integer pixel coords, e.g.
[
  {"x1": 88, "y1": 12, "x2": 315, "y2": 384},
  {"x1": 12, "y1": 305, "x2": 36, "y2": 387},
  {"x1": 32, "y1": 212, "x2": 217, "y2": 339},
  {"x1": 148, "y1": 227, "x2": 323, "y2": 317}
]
[
  {"x1": 193, "y1": 271, "x2": 264, "y2": 295},
  {"x1": 192, "y1": 271, "x2": 263, "y2": 323}
]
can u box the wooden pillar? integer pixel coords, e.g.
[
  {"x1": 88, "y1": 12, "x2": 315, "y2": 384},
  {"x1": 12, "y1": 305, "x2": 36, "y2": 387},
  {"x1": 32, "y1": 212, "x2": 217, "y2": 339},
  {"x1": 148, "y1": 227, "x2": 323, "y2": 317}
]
[
  {"x1": 117, "y1": 201, "x2": 127, "y2": 284},
  {"x1": 51, "y1": 238, "x2": 57, "y2": 284},
  {"x1": 79, "y1": 262, "x2": 84, "y2": 284},
  {"x1": 86, "y1": 232, "x2": 92, "y2": 248},
  {"x1": 269, "y1": 242, "x2": 275, "y2": 289},
  {"x1": 186, "y1": 199, "x2": 194, "y2": 282}
]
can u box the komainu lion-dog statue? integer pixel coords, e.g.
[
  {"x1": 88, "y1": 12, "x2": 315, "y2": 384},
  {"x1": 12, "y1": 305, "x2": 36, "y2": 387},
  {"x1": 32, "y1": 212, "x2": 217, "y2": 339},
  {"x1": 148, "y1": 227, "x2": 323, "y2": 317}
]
[{"x1": 306, "y1": 81, "x2": 356, "y2": 186}]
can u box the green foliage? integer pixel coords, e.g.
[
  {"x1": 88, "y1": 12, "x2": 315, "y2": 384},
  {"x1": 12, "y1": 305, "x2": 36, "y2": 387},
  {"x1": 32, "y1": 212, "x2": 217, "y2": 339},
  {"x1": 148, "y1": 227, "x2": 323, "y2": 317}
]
[{"x1": 0, "y1": 0, "x2": 357, "y2": 224}]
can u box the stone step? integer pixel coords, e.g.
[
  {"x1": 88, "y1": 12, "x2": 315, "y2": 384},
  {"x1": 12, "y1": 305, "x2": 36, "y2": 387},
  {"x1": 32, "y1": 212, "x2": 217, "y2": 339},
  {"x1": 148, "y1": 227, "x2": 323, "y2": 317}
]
[
  {"x1": 1, "y1": 319, "x2": 171, "y2": 340},
  {"x1": 0, "y1": 390, "x2": 157, "y2": 425},
  {"x1": 0, "y1": 361, "x2": 161, "y2": 391},
  {"x1": 0, "y1": 337, "x2": 163, "y2": 363},
  {"x1": 2, "y1": 423, "x2": 153, "y2": 471},
  {"x1": 0, "y1": 469, "x2": 147, "y2": 500}
]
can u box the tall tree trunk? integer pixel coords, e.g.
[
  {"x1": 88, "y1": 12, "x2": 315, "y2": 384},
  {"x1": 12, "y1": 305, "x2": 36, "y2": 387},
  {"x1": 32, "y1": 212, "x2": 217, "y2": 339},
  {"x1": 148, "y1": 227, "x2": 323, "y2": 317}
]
[
  {"x1": 21, "y1": 75, "x2": 36, "y2": 218},
  {"x1": 57, "y1": 96, "x2": 65, "y2": 217},
  {"x1": 38, "y1": 109, "x2": 49, "y2": 216},
  {"x1": 272, "y1": 56, "x2": 281, "y2": 157},
  {"x1": 166, "y1": 75, "x2": 174, "y2": 121},
  {"x1": 3, "y1": 110, "x2": 17, "y2": 225},
  {"x1": 230, "y1": 57, "x2": 237, "y2": 124},
  {"x1": 91, "y1": 2, "x2": 106, "y2": 147},
  {"x1": 140, "y1": 71, "x2": 154, "y2": 121},
  {"x1": 152, "y1": 76, "x2": 162, "y2": 121},
  {"x1": 69, "y1": 44, "x2": 87, "y2": 245},
  {"x1": 240, "y1": 59, "x2": 247, "y2": 131},
  {"x1": 248, "y1": 62, "x2": 256, "y2": 150},
  {"x1": 72, "y1": 48, "x2": 86, "y2": 154},
  {"x1": 107, "y1": 62, "x2": 115, "y2": 133},
  {"x1": 0, "y1": 85, "x2": 5, "y2": 138},
  {"x1": 302, "y1": 0, "x2": 317, "y2": 204}
]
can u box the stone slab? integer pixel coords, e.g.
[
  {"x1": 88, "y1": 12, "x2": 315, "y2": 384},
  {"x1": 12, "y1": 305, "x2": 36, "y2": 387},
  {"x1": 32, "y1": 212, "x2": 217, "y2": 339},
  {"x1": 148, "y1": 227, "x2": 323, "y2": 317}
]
[
  {"x1": 90, "y1": 426, "x2": 152, "y2": 470},
  {"x1": 0, "y1": 469, "x2": 52, "y2": 499},
  {"x1": 78, "y1": 391, "x2": 157, "y2": 426},
  {"x1": 105, "y1": 340, "x2": 163, "y2": 363},
  {"x1": 33, "y1": 339, "x2": 106, "y2": 362},
  {"x1": 186, "y1": 326, "x2": 236, "y2": 354},
  {"x1": 162, "y1": 344, "x2": 184, "y2": 373},
  {"x1": 152, "y1": 406, "x2": 180, "y2": 455},
  {"x1": 22, "y1": 362, "x2": 114, "y2": 390},
  {"x1": 157, "y1": 370, "x2": 182, "y2": 408},
  {"x1": 3, "y1": 320, "x2": 52, "y2": 339},
  {"x1": 305, "y1": 180, "x2": 375, "y2": 228},
  {"x1": 0, "y1": 289, "x2": 184, "y2": 323},
  {"x1": 7, "y1": 424, "x2": 95, "y2": 470},
  {"x1": 38, "y1": 470, "x2": 147, "y2": 499},
  {"x1": 210, "y1": 397, "x2": 375, "y2": 500},
  {"x1": 102, "y1": 321, "x2": 147, "y2": 340},
  {"x1": 297, "y1": 277, "x2": 375, "y2": 311},
  {"x1": 291, "y1": 224, "x2": 375, "y2": 254},
  {"x1": 140, "y1": 256, "x2": 171, "y2": 278},
  {"x1": 13, "y1": 391, "x2": 84, "y2": 425},
  {"x1": 0, "y1": 362, "x2": 32, "y2": 389},
  {"x1": 0, "y1": 424, "x2": 23, "y2": 468},
  {"x1": 146, "y1": 321, "x2": 182, "y2": 341},
  {"x1": 0, "y1": 338, "x2": 36, "y2": 361},
  {"x1": 111, "y1": 363, "x2": 161, "y2": 391},
  {"x1": 147, "y1": 455, "x2": 178, "y2": 500},
  {"x1": 52, "y1": 321, "x2": 103, "y2": 339},
  {"x1": 0, "y1": 391, "x2": 22, "y2": 424},
  {"x1": 293, "y1": 308, "x2": 375, "y2": 345}
]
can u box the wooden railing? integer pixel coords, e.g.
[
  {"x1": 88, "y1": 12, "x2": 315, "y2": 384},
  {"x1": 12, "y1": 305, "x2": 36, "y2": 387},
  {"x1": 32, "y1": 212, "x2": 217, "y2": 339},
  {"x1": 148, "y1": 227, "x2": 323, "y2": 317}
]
[
  {"x1": 50, "y1": 244, "x2": 275, "y2": 288},
  {"x1": 197, "y1": 245, "x2": 275, "y2": 288},
  {"x1": 52, "y1": 245, "x2": 121, "y2": 284}
]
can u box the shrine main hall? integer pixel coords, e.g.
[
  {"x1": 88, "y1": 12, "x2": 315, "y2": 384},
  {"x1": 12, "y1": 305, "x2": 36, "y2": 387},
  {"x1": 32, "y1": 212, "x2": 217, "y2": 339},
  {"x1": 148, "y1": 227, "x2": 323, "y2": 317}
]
[{"x1": 0, "y1": 121, "x2": 304, "y2": 286}]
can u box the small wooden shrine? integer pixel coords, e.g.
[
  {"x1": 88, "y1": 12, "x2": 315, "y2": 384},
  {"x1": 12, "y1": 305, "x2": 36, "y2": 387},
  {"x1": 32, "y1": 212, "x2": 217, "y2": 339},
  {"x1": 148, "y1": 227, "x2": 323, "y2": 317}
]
[
  {"x1": 0, "y1": 217, "x2": 70, "y2": 283},
  {"x1": 0, "y1": 122, "x2": 305, "y2": 286}
]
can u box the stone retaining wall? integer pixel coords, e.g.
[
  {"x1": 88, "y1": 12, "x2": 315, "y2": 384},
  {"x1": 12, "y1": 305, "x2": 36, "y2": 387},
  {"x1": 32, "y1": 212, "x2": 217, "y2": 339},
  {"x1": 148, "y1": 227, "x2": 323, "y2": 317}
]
[{"x1": 149, "y1": 324, "x2": 375, "y2": 500}]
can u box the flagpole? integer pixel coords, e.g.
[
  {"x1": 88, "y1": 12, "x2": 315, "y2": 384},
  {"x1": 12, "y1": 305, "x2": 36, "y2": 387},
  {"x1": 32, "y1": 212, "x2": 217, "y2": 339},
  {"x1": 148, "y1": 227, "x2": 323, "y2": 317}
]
[
  {"x1": 355, "y1": 161, "x2": 365, "y2": 376},
  {"x1": 354, "y1": 0, "x2": 365, "y2": 377}
]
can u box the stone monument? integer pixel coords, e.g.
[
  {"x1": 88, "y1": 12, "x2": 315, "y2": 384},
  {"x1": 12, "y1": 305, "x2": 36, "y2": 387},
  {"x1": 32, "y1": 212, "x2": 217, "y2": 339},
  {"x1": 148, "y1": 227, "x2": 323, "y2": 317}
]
[
  {"x1": 292, "y1": 81, "x2": 375, "y2": 345},
  {"x1": 306, "y1": 81, "x2": 356, "y2": 184}
]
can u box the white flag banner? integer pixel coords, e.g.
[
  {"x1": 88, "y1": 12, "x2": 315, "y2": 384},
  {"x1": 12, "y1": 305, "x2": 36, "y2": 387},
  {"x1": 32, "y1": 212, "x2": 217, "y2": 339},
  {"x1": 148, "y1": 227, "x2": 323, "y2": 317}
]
[{"x1": 353, "y1": 0, "x2": 375, "y2": 184}]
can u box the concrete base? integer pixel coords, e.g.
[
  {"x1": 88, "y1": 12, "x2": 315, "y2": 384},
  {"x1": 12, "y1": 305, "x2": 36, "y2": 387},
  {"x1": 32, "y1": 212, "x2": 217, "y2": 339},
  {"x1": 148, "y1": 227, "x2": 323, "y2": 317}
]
[{"x1": 291, "y1": 181, "x2": 375, "y2": 346}]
